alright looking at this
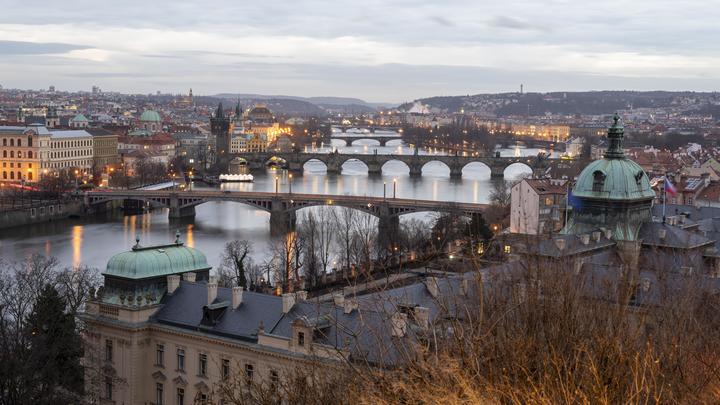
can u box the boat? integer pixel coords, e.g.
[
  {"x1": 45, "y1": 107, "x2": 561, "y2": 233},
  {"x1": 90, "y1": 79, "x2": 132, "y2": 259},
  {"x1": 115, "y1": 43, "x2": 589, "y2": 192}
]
[{"x1": 219, "y1": 174, "x2": 254, "y2": 183}]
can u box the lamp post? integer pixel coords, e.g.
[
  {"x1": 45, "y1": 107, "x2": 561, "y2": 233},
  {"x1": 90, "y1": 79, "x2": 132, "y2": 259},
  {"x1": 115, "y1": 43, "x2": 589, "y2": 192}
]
[
  {"x1": 288, "y1": 173, "x2": 293, "y2": 194},
  {"x1": 383, "y1": 181, "x2": 387, "y2": 200},
  {"x1": 275, "y1": 176, "x2": 279, "y2": 195},
  {"x1": 393, "y1": 178, "x2": 397, "y2": 199}
]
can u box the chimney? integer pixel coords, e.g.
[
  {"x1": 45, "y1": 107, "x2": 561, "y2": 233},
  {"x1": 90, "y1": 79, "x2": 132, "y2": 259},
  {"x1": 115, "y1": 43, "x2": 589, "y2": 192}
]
[
  {"x1": 333, "y1": 293, "x2": 345, "y2": 307},
  {"x1": 207, "y1": 278, "x2": 218, "y2": 305},
  {"x1": 554, "y1": 238, "x2": 566, "y2": 251},
  {"x1": 414, "y1": 306, "x2": 429, "y2": 329},
  {"x1": 658, "y1": 228, "x2": 667, "y2": 240},
  {"x1": 424, "y1": 277, "x2": 439, "y2": 298},
  {"x1": 391, "y1": 312, "x2": 408, "y2": 337},
  {"x1": 343, "y1": 298, "x2": 358, "y2": 314},
  {"x1": 282, "y1": 293, "x2": 296, "y2": 314},
  {"x1": 296, "y1": 290, "x2": 308, "y2": 301},
  {"x1": 232, "y1": 286, "x2": 244, "y2": 309},
  {"x1": 592, "y1": 231, "x2": 602, "y2": 242},
  {"x1": 167, "y1": 275, "x2": 181, "y2": 295},
  {"x1": 183, "y1": 272, "x2": 196, "y2": 282},
  {"x1": 580, "y1": 234, "x2": 590, "y2": 245}
]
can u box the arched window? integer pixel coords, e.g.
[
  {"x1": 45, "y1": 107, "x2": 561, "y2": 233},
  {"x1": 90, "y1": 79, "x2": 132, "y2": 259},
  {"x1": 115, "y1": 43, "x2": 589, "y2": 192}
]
[
  {"x1": 17, "y1": 151, "x2": 21, "y2": 159},
  {"x1": 2, "y1": 139, "x2": 6, "y2": 146},
  {"x1": 9, "y1": 171, "x2": 14, "y2": 179},
  {"x1": 17, "y1": 171, "x2": 21, "y2": 180},
  {"x1": 9, "y1": 139, "x2": 14, "y2": 147},
  {"x1": 28, "y1": 172, "x2": 32, "y2": 180},
  {"x1": 27, "y1": 136, "x2": 32, "y2": 147},
  {"x1": 2, "y1": 151, "x2": 6, "y2": 158},
  {"x1": 9, "y1": 151, "x2": 14, "y2": 158},
  {"x1": 592, "y1": 171, "x2": 606, "y2": 192},
  {"x1": 27, "y1": 151, "x2": 32, "y2": 159},
  {"x1": 16, "y1": 139, "x2": 21, "y2": 147},
  {"x1": 2, "y1": 171, "x2": 5, "y2": 179}
]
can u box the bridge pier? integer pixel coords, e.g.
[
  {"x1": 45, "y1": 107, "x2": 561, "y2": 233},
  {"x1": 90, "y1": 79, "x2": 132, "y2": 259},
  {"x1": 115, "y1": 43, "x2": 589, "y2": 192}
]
[
  {"x1": 449, "y1": 167, "x2": 463, "y2": 178},
  {"x1": 490, "y1": 165, "x2": 505, "y2": 179},
  {"x1": 287, "y1": 160, "x2": 304, "y2": 173},
  {"x1": 377, "y1": 204, "x2": 400, "y2": 256},
  {"x1": 169, "y1": 195, "x2": 196, "y2": 219},
  {"x1": 408, "y1": 163, "x2": 423, "y2": 177},
  {"x1": 367, "y1": 162, "x2": 383, "y2": 176},
  {"x1": 270, "y1": 198, "x2": 296, "y2": 235}
]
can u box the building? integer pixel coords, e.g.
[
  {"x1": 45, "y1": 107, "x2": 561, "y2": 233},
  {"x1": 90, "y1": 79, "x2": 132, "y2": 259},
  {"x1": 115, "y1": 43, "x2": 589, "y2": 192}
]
[
  {"x1": 81, "y1": 233, "x2": 469, "y2": 404},
  {"x1": 0, "y1": 126, "x2": 40, "y2": 182},
  {"x1": 510, "y1": 178, "x2": 568, "y2": 235},
  {"x1": 139, "y1": 110, "x2": 162, "y2": 133},
  {"x1": 87, "y1": 128, "x2": 119, "y2": 171},
  {"x1": 69, "y1": 113, "x2": 90, "y2": 129},
  {"x1": 229, "y1": 134, "x2": 249, "y2": 154},
  {"x1": 40, "y1": 129, "x2": 95, "y2": 172},
  {"x1": 45, "y1": 106, "x2": 59, "y2": 128}
]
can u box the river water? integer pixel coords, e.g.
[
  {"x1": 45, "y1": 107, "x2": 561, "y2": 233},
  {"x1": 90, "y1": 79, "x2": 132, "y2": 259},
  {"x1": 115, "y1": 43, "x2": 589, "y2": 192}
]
[{"x1": 0, "y1": 130, "x2": 555, "y2": 271}]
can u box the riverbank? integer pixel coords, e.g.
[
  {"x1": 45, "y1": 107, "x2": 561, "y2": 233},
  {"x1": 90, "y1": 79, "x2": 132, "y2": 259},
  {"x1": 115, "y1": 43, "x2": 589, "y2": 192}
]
[{"x1": 0, "y1": 199, "x2": 85, "y2": 230}]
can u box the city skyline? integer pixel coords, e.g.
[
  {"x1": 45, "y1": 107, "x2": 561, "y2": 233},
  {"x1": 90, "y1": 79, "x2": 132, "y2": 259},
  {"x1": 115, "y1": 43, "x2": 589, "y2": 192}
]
[{"x1": 1, "y1": 0, "x2": 718, "y2": 103}]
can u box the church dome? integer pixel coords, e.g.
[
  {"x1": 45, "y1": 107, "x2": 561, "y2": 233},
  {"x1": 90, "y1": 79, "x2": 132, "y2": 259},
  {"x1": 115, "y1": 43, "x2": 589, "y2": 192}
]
[
  {"x1": 70, "y1": 113, "x2": 88, "y2": 122},
  {"x1": 103, "y1": 236, "x2": 211, "y2": 280},
  {"x1": 140, "y1": 109, "x2": 161, "y2": 123},
  {"x1": 572, "y1": 114, "x2": 655, "y2": 201}
]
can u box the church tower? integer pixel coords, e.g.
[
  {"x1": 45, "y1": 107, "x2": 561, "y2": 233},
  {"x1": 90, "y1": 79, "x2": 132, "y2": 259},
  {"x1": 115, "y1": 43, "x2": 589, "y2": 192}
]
[{"x1": 45, "y1": 106, "x2": 59, "y2": 128}]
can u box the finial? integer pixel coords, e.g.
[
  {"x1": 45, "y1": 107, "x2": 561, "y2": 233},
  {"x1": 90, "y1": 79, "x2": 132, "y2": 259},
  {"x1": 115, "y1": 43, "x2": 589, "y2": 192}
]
[
  {"x1": 133, "y1": 235, "x2": 141, "y2": 249},
  {"x1": 613, "y1": 112, "x2": 620, "y2": 126},
  {"x1": 175, "y1": 230, "x2": 181, "y2": 244}
]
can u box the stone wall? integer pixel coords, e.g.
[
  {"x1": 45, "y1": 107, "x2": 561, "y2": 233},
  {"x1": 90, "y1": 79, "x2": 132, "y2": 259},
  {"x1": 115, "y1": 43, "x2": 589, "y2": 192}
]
[{"x1": 0, "y1": 200, "x2": 84, "y2": 229}]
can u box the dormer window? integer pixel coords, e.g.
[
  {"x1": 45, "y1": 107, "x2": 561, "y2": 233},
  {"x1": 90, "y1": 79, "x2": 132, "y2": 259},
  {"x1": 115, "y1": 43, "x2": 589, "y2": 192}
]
[
  {"x1": 592, "y1": 171, "x2": 606, "y2": 192},
  {"x1": 297, "y1": 331, "x2": 305, "y2": 346}
]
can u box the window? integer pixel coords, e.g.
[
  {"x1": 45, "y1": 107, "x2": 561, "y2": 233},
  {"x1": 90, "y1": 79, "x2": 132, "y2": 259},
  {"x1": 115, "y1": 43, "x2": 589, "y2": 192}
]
[
  {"x1": 592, "y1": 170, "x2": 606, "y2": 192},
  {"x1": 221, "y1": 359, "x2": 230, "y2": 380},
  {"x1": 176, "y1": 348, "x2": 185, "y2": 371},
  {"x1": 176, "y1": 388, "x2": 184, "y2": 405},
  {"x1": 156, "y1": 383, "x2": 164, "y2": 405},
  {"x1": 270, "y1": 370, "x2": 279, "y2": 388},
  {"x1": 105, "y1": 377, "x2": 113, "y2": 400},
  {"x1": 504, "y1": 245, "x2": 512, "y2": 254},
  {"x1": 27, "y1": 136, "x2": 32, "y2": 147},
  {"x1": 9, "y1": 151, "x2": 13, "y2": 158},
  {"x1": 105, "y1": 339, "x2": 113, "y2": 362},
  {"x1": 9, "y1": 139, "x2": 13, "y2": 147},
  {"x1": 16, "y1": 139, "x2": 21, "y2": 147},
  {"x1": 2, "y1": 139, "x2": 5, "y2": 146},
  {"x1": 244, "y1": 364, "x2": 254, "y2": 384},
  {"x1": 2, "y1": 151, "x2": 5, "y2": 158},
  {"x1": 28, "y1": 151, "x2": 32, "y2": 159},
  {"x1": 156, "y1": 344, "x2": 165, "y2": 366},
  {"x1": 298, "y1": 331, "x2": 305, "y2": 347},
  {"x1": 198, "y1": 353, "x2": 207, "y2": 376}
]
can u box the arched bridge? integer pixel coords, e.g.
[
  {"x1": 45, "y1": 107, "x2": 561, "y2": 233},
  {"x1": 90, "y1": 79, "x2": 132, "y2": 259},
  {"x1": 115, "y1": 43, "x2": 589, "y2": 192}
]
[
  {"x1": 336, "y1": 125, "x2": 402, "y2": 133},
  {"x1": 235, "y1": 150, "x2": 552, "y2": 178},
  {"x1": 84, "y1": 190, "x2": 490, "y2": 241},
  {"x1": 330, "y1": 134, "x2": 403, "y2": 146}
]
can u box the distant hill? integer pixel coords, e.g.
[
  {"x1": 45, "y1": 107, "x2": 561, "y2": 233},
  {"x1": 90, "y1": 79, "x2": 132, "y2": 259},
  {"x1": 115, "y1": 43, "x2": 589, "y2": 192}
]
[{"x1": 213, "y1": 93, "x2": 380, "y2": 114}]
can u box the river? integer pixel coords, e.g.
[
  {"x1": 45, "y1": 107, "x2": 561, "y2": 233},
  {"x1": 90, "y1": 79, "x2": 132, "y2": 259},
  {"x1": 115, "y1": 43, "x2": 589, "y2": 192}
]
[{"x1": 0, "y1": 130, "x2": 556, "y2": 271}]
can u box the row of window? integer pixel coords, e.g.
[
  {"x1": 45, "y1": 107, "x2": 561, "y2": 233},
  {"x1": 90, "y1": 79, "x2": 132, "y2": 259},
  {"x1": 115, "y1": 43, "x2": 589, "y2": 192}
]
[
  {"x1": 2, "y1": 150, "x2": 33, "y2": 158},
  {"x1": 50, "y1": 149, "x2": 91, "y2": 159},
  {"x1": 51, "y1": 139, "x2": 92, "y2": 148},
  {"x1": 2, "y1": 171, "x2": 32, "y2": 180},
  {"x1": 1, "y1": 137, "x2": 32, "y2": 147},
  {"x1": 2, "y1": 162, "x2": 33, "y2": 169},
  {"x1": 47, "y1": 160, "x2": 92, "y2": 169}
]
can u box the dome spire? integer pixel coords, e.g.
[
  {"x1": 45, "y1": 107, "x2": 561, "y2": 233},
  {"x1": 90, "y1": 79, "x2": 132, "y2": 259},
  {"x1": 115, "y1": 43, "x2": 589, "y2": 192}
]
[{"x1": 604, "y1": 113, "x2": 625, "y2": 159}]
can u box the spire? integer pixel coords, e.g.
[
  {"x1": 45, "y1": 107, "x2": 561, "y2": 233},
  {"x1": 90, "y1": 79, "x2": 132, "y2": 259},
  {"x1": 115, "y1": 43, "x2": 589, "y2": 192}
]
[
  {"x1": 235, "y1": 99, "x2": 242, "y2": 119},
  {"x1": 215, "y1": 102, "x2": 224, "y2": 119},
  {"x1": 604, "y1": 113, "x2": 625, "y2": 159}
]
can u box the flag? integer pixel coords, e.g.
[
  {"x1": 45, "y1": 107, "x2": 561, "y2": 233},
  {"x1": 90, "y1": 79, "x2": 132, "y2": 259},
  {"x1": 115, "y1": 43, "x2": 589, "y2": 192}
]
[{"x1": 664, "y1": 177, "x2": 677, "y2": 196}]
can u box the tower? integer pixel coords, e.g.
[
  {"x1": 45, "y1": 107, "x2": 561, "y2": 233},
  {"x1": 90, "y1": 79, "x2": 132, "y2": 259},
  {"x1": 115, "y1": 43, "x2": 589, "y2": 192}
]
[
  {"x1": 210, "y1": 103, "x2": 230, "y2": 165},
  {"x1": 45, "y1": 106, "x2": 59, "y2": 128}
]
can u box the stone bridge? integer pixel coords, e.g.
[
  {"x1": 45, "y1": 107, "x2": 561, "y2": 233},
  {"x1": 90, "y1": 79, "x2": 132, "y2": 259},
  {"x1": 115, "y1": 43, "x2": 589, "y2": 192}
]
[
  {"x1": 336, "y1": 126, "x2": 402, "y2": 133},
  {"x1": 84, "y1": 190, "x2": 489, "y2": 248},
  {"x1": 235, "y1": 150, "x2": 551, "y2": 178},
  {"x1": 329, "y1": 134, "x2": 403, "y2": 146}
]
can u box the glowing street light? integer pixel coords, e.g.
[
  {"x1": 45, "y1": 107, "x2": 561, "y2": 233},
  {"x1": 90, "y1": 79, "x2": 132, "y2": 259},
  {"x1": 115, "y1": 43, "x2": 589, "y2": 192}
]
[
  {"x1": 288, "y1": 173, "x2": 293, "y2": 194},
  {"x1": 275, "y1": 176, "x2": 279, "y2": 194},
  {"x1": 393, "y1": 178, "x2": 397, "y2": 199}
]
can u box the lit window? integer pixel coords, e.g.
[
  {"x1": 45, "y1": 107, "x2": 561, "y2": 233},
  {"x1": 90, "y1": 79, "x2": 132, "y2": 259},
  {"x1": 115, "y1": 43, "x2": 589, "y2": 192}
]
[{"x1": 504, "y1": 245, "x2": 511, "y2": 254}]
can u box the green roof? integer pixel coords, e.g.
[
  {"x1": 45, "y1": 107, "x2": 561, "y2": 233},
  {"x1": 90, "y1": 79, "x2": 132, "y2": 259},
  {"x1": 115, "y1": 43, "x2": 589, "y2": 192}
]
[
  {"x1": 573, "y1": 158, "x2": 656, "y2": 201},
  {"x1": 104, "y1": 238, "x2": 211, "y2": 280},
  {"x1": 71, "y1": 113, "x2": 89, "y2": 122},
  {"x1": 140, "y1": 109, "x2": 161, "y2": 122}
]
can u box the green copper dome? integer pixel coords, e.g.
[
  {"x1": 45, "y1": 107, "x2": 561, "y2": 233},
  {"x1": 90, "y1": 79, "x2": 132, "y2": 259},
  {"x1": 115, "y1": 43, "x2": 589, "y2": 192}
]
[
  {"x1": 140, "y1": 109, "x2": 161, "y2": 122},
  {"x1": 71, "y1": 113, "x2": 89, "y2": 122},
  {"x1": 103, "y1": 237, "x2": 211, "y2": 280},
  {"x1": 572, "y1": 114, "x2": 655, "y2": 201}
]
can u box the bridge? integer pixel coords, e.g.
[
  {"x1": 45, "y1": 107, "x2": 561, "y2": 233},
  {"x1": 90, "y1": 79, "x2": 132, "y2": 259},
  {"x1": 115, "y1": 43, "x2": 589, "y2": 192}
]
[
  {"x1": 234, "y1": 149, "x2": 551, "y2": 178},
  {"x1": 336, "y1": 125, "x2": 402, "y2": 134},
  {"x1": 84, "y1": 190, "x2": 489, "y2": 248},
  {"x1": 330, "y1": 134, "x2": 403, "y2": 147}
]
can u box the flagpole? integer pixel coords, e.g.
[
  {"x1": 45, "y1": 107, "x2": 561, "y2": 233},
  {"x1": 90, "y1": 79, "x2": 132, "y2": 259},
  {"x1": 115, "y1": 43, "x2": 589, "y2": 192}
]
[{"x1": 662, "y1": 175, "x2": 666, "y2": 223}]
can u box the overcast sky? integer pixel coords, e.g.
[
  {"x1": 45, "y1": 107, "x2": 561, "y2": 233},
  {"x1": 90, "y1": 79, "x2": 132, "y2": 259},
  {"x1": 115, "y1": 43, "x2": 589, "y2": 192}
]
[{"x1": 0, "y1": 0, "x2": 718, "y2": 103}]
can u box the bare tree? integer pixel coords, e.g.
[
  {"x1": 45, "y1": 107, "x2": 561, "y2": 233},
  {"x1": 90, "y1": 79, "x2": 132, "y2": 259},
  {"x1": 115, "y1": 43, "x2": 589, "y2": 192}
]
[{"x1": 218, "y1": 240, "x2": 253, "y2": 288}]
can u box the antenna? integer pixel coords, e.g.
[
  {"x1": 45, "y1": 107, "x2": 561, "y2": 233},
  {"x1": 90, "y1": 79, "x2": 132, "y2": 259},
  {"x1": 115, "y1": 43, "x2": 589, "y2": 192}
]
[{"x1": 520, "y1": 84, "x2": 524, "y2": 95}]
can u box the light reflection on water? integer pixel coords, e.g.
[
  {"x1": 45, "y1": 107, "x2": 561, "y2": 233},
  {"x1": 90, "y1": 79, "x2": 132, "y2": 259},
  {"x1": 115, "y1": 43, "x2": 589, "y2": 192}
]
[{"x1": 0, "y1": 137, "x2": 549, "y2": 271}]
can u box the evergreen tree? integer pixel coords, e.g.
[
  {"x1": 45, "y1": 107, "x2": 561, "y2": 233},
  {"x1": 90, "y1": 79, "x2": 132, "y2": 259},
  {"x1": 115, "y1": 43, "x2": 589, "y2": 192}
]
[{"x1": 23, "y1": 284, "x2": 84, "y2": 403}]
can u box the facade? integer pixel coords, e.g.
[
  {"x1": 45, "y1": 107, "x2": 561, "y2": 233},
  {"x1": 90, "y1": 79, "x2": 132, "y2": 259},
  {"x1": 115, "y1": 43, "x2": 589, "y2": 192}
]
[
  {"x1": 69, "y1": 113, "x2": 90, "y2": 128},
  {"x1": 210, "y1": 103, "x2": 230, "y2": 163},
  {"x1": 510, "y1": 178, "x2": 568, "y2": 235},
  {"x1": 0, "y1": 126, "x2": 40, "y2": 182},
  {"x1": 40, "y1": 129, "x2": 94, "y2": 172},
  {"x1": 140, "y1": 110, "x2": 163, "y2": 133}
]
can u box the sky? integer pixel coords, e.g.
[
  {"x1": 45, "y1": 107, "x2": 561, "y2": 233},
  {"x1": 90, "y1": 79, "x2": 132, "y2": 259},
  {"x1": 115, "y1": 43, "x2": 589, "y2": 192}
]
[{"x1": 0, "y1": 0, "x2": 718, "y2": 103}]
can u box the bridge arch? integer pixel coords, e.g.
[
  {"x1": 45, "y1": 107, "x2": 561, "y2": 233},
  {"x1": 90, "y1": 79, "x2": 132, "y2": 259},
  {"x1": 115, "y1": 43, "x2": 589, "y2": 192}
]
[
  {"x1": 503, "y1": 162, "x2": 533, "y2": 179},
  {"x1": 380, "y1": 159, "x2": 410, "y2": 175},
  {"x1": 302, "y1": 157, "x2": 329, "y2": 173},
  {"x1": 263, "y1": 155, "x2": 288, "y2": 168},
  {"x1": 339, "y1": 157, "x2": 369, "y2": 174},
  {"x1": 419, "y1": 160, "x2": 452, "y2": 176},
  {"x1": 460, "y1": 161, "x2": 492, "y2": 179}
]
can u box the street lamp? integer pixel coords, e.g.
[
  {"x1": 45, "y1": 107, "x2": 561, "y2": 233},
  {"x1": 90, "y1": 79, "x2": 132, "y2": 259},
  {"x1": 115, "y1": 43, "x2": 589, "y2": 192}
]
[
  {"x1": 288, "y1": 173, "x2": 293, "y2": 194},
  {"x1": 383, "y1": 181, "x2": 387, "y2": 200},
  {"x1": 393, "y1": 178, "x2": 397, "y2": 199},
  {"x1": 275, "y1": 176, "x2": 279, "y2": 195}
]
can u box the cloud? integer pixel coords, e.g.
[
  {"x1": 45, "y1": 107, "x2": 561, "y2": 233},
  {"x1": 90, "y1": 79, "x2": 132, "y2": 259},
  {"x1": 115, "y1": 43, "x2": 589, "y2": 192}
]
[
  {"x1": 0, "y1": 40, "x2": 89, "y2": 55},
  {"x1": 429, "y1": 16, "x2": 456, "y2": 27},
  {"x1": 488, "y1": 16, "x2": 547, "y2": 32}
]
